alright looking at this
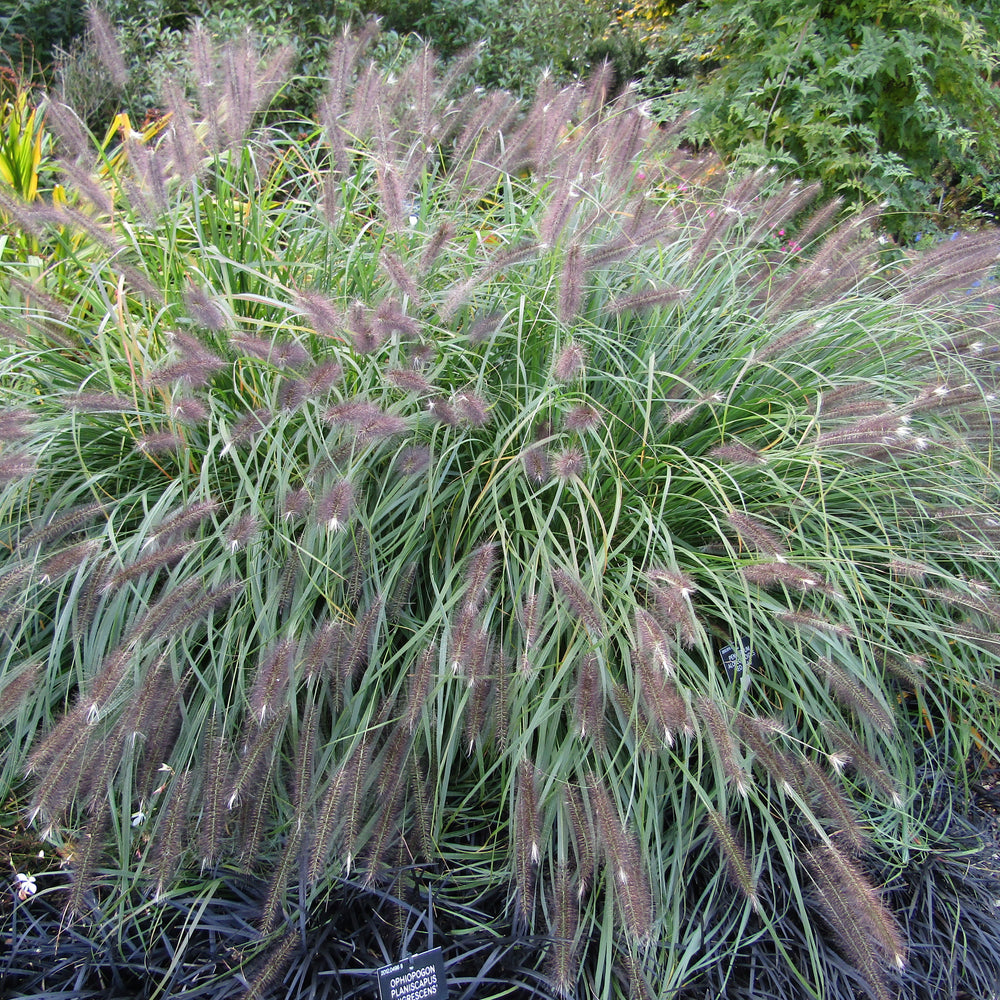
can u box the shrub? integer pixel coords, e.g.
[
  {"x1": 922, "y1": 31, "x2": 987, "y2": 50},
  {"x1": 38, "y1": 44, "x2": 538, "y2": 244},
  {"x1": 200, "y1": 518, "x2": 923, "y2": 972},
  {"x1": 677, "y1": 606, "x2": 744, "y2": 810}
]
[
  {"x1": 2, "y1": 23, "x2": 1000, "y2": 1000},
  {"x1": 624, "y1": 0, "x2": 1000, "y2": 238}
]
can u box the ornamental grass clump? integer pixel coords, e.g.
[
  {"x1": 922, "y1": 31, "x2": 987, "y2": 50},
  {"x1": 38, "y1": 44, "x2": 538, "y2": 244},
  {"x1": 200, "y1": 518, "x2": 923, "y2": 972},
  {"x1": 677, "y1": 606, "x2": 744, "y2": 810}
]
[{"x1": 1, "y1": 19, "x2": 1000, "y2": 1000}]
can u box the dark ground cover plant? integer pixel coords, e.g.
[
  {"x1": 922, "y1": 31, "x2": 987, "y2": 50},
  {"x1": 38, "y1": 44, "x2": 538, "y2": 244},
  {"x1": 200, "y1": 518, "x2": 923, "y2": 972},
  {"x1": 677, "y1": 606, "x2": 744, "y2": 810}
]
[{"x1": 2, "y1": 17, "x2": 1000, "y2": 1000}]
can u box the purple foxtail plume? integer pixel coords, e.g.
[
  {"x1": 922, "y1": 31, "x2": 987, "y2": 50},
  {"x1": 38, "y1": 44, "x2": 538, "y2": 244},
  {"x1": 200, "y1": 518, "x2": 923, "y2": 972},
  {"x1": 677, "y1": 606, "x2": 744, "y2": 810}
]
[
  {"x1": 453, "y1": 389, "x2": 491, "y2": 427},
  {"x1": 551, "y1": 567, "x2": 604, "y2": 637},
  {"x1": 468, "y1": 310, "x2": 504, "y2": 343},
  {"x1": 696, "y1": 697, "x2": 747, "y2": 797},
  {"x1": 295, "y1": 290, "x2": 346, "y2": 340},
  {"x1": 315, "y1": 478, "x2": 355, "y2": 532},
  {"x1": 563, "y1": 405, "x2": 602, "y2": 433},
  {"x1": 573, "y1": 653, "x2": 605, "y2": 750},
  {"x1": 726, "y1": 510, "x2": 789, "y2": 561},
  {"x1": 184, "y1": 285, "x2": 229, "y2": 332},
  {"x1": 800, "y1": 756, "x2": 867, "y2": 852},
  {"x1": 818, "y1": 657, "x2": 896, "y2": 738},
  {"x1": 552, "y1": 340, "x2": 587, "y2": 383},
  {"x1": 381, "y1": 250, "x2": 420, "y2": 301},
  {"x1": 557, "y1": 244, "x2": 586, "y2": 325},
  {"x1": 585, "y1": 772, "x2": 652, "y2": 940},
  {"x1": 705, "y1": 808, "x2": 759, "y2": 909},
  {"x1": 709, "y1": 441, "x2": 765, "y2": 465},
  {"x1": 249, "y1": 638, "x2": 295, "y2": 724},
  {"x1": 0, "y1": 453, "x2": 37, "y2": 483},
  {"x1": 604, "y1": 284, "x2": 686, "y2": 316},
  {"x1": 803, "y1": 842, "x2": 907, "y2": 984},
  {"x1": 552, "y1": 447, "x2": 587, "y2": 481},
  {"x1": 514, "y1": 758, "x2": 542, "y2": 921}
]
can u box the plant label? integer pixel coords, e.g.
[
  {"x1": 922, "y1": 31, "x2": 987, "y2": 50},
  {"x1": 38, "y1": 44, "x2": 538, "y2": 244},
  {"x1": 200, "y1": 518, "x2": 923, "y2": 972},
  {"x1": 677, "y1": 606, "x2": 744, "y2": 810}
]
[
  {"x1": 719, "y1": 636, "x2": 759, "y2": 682},
  {"x1": 376, "y1": 947, "x2": 448, "y2": 1000}
]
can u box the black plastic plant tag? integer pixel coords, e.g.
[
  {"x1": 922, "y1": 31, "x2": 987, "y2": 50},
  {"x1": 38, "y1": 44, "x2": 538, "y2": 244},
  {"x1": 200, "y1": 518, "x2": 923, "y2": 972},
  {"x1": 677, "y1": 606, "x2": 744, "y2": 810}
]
[
  {"x1": 719, "y1": 636, "x2": 760, "y2": 682},
  {"x1": 376, "y1": 947, "x2": 448, "y2": 1000}
]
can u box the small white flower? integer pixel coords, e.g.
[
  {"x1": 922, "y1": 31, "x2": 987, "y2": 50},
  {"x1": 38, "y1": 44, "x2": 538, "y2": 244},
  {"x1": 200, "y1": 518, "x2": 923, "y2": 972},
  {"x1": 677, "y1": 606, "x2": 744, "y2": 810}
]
[{"x1": 15, "y1": 873, "x2": 37, "y2": 901}]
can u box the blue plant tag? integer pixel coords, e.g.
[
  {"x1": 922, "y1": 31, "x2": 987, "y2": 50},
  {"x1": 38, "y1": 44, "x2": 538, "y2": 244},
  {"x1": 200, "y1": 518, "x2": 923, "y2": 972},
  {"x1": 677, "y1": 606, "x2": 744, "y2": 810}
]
[
  {"x1": 376, "y1": 947, "x2": 448, "y2": 1000},
  {"x1": 719, "y1": 636, "x2": 759, "y2": 682}
]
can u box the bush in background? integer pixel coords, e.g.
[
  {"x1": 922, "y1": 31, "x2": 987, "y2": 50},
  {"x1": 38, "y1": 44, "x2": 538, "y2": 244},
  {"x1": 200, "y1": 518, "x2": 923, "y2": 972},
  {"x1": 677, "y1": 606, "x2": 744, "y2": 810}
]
[
  {"x1": 2, "y1": 20, "x2": 1000, "y2": 1000},
  {"x1": 619, "y1": 0, "x2": 1000, "y2": 239}
]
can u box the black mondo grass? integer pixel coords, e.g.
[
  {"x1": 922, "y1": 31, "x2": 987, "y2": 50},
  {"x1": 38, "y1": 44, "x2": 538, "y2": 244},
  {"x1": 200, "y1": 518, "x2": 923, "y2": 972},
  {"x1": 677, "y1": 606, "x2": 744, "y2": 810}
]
[{"x1": 1, "y1": 21, "x2": 1000, "y2": 1000}]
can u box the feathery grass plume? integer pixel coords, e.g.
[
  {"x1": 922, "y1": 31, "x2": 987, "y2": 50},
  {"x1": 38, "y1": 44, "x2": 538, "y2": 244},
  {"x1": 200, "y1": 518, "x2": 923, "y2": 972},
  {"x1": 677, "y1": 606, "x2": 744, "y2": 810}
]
[
  {"x1": 227, "y1": 707, "x2": 288, "y2": 809},
  {"x1": 26, "y1": 721, "x2": 93, "y2": 833},
  {"x1": 586, "y1": 772, "x2": 653, "y2": 939},
  {"x1": 198, "y1": 714, "x2": 229, "y2": 867},
  {"x1": 552, "y1": 567, "x2": 604, "y2": 637},
  {"x1": 224, "y1": 512, "x2": 260, "y2": 552},
  {"x1": 803, "y1": 842, "x2": 907, "y2": 986},
  {"x1": 134, "y1": 429, "x2": 189, "y2": 456},
  {"x1": 522, "y1": 443, "x2": 550, "y2": 485},
  {"x1": 281, "y1": 487, "x2": 312, "y2": 523},
  {"x1": 709, "y1": 440, "x2": 766, "y2": 465},
  {"x1": 696, "y1": 697, "x2": 748, "y2": 797},
  {"x1": 137, "y1": 578, "x2": 245, "y2": 646},
  {"x1": 925, "y1": 584, "x2": 1000, "y2": 625},
  {"x1": 381, "y1": 250, "x2": 420, "y2": 302},
  {"x1": 564, "y1": 785, "x2": 596, "y2": 898},
  {"x1": 633, "y1": 607, "x2": 674, "y2": 675},
  {"x1": 146, "y1": 498, "x2": 220, "y2": 548},
  {"x1": 726, "y1": 510, "x2": 789, "y2": 561},
  {"x1": 820, "y1": 721, "x2": 901, "y2": 805},
  {"x1": 645, "y1": 570, "x2": 700, "y2": 648},
  {"x1": 103, "y1": 539, "x2": 197, "y2": 594},
  {"x1": 705, "y1": 808, "x2": 759, "y2": 910},
  {"x1": 818, "y1": 658, "x2": 896, "y2": 739},
  {"x1": 343, "y1": 527, "x2": 369, "y2": 611},
  {"x1": 148, "y1": 770, "x2": 193, "y2": 899},
  {"x1": 552, "y1": 446, "x2": 587, "y2": 481},
  {"x1": 294, "y1": 289, "x2": 345, "y2": 341},
  {"x1": 877, "y1": 650, "x2": 926, "y2": 691},
  {"x1": 404, "y1": 645, "x2": 436, "y2": 733},
  {"x1": 558, "y1": 244, "x2": 586, "y2": 325},
  {"x1": 573, "y1": 653, "x2": 605, "y2": 750},
  {"x1": 166, "y1": 394, "x2": 209, "y2": 424},
  {"x1": 546, "y1": 861, "x2": 580, "y2": 998},
  {"x1": 605, "y1": 284, "x2": 687, "y2": 316},
  {"x1": 325, "y1": 399, "x2": 408, "y2": 442},
  {"x1": 0, "y1": 660, "x2": 43, "y2": 719},
  {"x1": 447, "y1": 602, "x2": 486, "y2": 676},
  {"x1": 385, "y1": 366, "x2": 432, "y2": 394},
  {"x1": 464, "y1": 638, "x2": 494, "y2": 754},
  {"x1": 453, "y1": 389, "x2": 491, "y2": 427},
  {"x1": 552, "y1": 340, "x2": 587, "y2": 383},
  {"x1": 20, "y1": 502, "x2": 105, "y2": 554},
  {"x1": 741, "y1": 560, "x2": 827, "y2": 593},
  {"x1": 278, "y1": 546, "x2": 302, "y2": 620},
  {"x1": 315, "y1": 478, "x2": 355, "y2": 533},
  {"x1": 373, "y1": 298, "x2": 422, "y2": 341},
  {"x1": 249, "y1": 637, "x2": 295, "y2": 725},
  {"x1": 259, "y1": 824, "x2": 304, "y2": 935},
  {"x1": 65, "y1": 818, "x2": 107, "y2": 919},
  {"x1": 636, "y1": 657, "x2": 691, "y2": 747},
  {"x1": 776, "y1": 610, "x2": 853, "y2": 639},
  {"x1": 0, "y1": 453, "x2": 37, "y2": 484},
  {"x1": 800, "y1": 757, "x2": 868, "y2": 853},
  {"x1": 386, "y1": 562, "x2": 418, "y2": 623},
  {"x1": 515, "y1": 758, "x2": 541, "y2": 924},
  {"x1": 221, "y1": 407, "x2": 275, "y2": 454},
  {"x1": 737, "y1": 714, "x2": 800, "y2": 793},
  {"x1": 888, "y1": 558, "x2": 932, "y2": 583},
  {"x1": 344, "y1": 596, "x2": 383, "y2": 685},
  {"x1": 61, "y1": 391, "x2": 135, "y2": 413},
  {"x1": 0, "y1": 408, "x2": 35, "y2": 442},
  {"x1": 244, "y1": 929, "x2": 298, "y2": 1000},
  {"x1": 563, "y1": 404, "x2": 602, "y2": 433},
  {"x1": 464, "y1": 541, "x2": 499, "y2": 611}
]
